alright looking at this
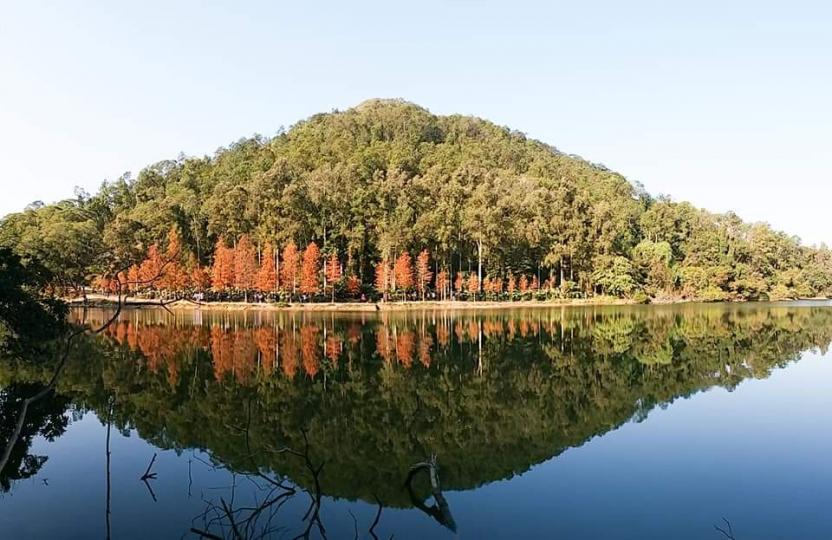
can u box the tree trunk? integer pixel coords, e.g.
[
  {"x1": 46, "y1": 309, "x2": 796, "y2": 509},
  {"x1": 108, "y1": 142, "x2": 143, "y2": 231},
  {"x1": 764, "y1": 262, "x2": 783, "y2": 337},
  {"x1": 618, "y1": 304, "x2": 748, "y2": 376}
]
[{"x1": 477, "y1": 240, "x2": 483, "y2": 295}]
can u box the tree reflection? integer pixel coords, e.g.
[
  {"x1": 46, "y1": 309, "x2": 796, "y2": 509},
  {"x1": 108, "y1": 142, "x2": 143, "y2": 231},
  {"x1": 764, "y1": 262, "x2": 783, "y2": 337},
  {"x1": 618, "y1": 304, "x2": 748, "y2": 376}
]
[
  {"x1": 1, "y1": 305, "x2": 832, "y2": 535},
  {"x1": 0, "y1": 383, "x2": 70, "y2": 492}
]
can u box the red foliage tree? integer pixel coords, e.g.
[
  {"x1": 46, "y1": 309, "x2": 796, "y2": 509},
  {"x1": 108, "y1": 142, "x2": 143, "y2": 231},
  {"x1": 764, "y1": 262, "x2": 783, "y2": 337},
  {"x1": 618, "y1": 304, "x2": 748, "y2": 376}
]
[
  {"x1": 256, "y1": 244, "x2": 277, "y2": 293},
  {"x1": 415, "y1": 249, "x2": 432, "y2": 300},
  {"x1": 190, "y1": 264, "x2": 211, "y2": 291},
  {"x1": 299, "y1": 242, "x2": 321, "y2": 297},
  {"x1": 139, "y1": 244, "x2": 164, "y2": 291},
  {"x1": 393, "y1": 251, "x2": 415, "y2": 298},
  {"x1": 454, "y1": 272, "x2": 465, "y2": 296},
  {"x1": 435, "y1": 269, "x2": 448, "y2": 300},
  {"x1": 324, "y1": 252, "x2": 341, "y2": 302},
  {"x1": 127, "y1": 264, "x2": 140, "y2": 293},
  {"x1": 518, "y1": 275, "x2": 529, "y2": 293},
  {"x1": 211, "y1": 238, "x2": 235, "y2": 291},
  {"x1": 345, "y1": 274, "x2": 361, "y2": 297},
  {"x1": 280, "y1": 242, "x2": 300, "y2": 298},
  {"x1": 467, "y1": 273, "x2": 479, "y2": 295},
  {"x1": 507, "y1": 273, "x2": 516, "y2": 295},
  {"x1": 160, "y1": 227, "x2": 188, "y2": 291}
]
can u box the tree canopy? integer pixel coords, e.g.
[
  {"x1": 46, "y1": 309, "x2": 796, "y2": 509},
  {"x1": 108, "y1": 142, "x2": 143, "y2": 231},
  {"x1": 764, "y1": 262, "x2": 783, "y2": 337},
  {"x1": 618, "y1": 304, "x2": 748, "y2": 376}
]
[{"x1": 2, "y1": 99, "x2": 830, "y2": 302}]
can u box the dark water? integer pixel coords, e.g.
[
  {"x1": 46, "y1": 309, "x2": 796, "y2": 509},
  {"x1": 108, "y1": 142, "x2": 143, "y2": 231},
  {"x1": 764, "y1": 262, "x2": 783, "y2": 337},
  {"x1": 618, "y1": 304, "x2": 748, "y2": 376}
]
[{"x1": 1, "y1": 303, "x2": 831, "y2": 539}]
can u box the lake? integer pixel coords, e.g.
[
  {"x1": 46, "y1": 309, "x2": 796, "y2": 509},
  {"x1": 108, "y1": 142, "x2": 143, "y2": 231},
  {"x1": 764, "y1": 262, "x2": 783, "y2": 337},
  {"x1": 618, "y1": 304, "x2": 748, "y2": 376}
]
[{"x1": 1, "y1": 303, "x2": 831, "y2": 539}]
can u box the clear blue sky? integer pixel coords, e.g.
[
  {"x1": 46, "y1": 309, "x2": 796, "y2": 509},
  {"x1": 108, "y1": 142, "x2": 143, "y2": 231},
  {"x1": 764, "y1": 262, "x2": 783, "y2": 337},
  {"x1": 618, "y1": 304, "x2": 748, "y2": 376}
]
[{"x1": 1, "y1": 1, "x2": 830, "y2": 244}]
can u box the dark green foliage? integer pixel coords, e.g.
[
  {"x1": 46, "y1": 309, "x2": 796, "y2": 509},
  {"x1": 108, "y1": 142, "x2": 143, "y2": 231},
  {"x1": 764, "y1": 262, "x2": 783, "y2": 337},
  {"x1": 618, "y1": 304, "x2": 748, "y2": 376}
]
[{"x1": 0, "y1": 248, "x2": 67, "y2": 353}]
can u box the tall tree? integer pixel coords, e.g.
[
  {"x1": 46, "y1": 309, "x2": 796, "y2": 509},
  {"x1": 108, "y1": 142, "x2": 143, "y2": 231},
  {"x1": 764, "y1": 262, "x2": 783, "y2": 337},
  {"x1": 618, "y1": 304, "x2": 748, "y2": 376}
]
[
  {"x1": 234, "y1": 235, "x2": 257, "y2": 298},
  {"x1": 280, "y1": 242, "x2": 300, "y2": 300},
  {"x1": 415, "y1": 249, "x2": 433, "y2": 301},
  {"x1": 256, "y1": 244, "x2": 277, "y2": 293},
  {"x1": 393, "y1": 251, "x2": 415, "y2": 300},
  {"x1": 138, "y1": 244, "x2": 164, "y2": 292},
  {"x1": 324, "y1": 252, "x2": 341, "y2": 302},
  {"x1": 299, "y1": 242, "x2": 321, "y2": 297},
  {"x1": 374, "y1": 260, "x2": 390, "y2": 300},
  {"x1": 211, "y1": 238, "x2": 235, "y2": 291}
]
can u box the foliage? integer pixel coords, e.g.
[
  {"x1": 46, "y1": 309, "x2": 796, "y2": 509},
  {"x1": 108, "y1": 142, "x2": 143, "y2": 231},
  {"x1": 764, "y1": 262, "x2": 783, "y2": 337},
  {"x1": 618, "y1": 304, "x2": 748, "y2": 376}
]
[{"x1": 2, "y1": 99, "x2": 831, "y2": 302}]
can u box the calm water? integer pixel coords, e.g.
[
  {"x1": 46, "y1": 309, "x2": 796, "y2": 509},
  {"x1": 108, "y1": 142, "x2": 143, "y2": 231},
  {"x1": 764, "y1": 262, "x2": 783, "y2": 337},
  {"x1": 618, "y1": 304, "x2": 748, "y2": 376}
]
[{"x1": 1, "y1": 303, "x2": 831, "y2": 539}]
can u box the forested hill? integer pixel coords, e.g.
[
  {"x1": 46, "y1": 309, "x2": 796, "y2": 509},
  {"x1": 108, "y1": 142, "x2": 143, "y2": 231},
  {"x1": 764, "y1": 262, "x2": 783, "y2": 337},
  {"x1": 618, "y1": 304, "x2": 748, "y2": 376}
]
[{"x1": 1, "y1": 98, "x2": 831, "y2": 302}]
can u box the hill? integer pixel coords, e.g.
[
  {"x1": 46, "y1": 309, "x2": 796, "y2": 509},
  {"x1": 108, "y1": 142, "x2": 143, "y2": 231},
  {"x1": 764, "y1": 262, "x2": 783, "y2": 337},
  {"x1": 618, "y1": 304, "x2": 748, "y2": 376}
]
[{"x1": 1, "y1": 98, "x2": 830, "y2": 302}]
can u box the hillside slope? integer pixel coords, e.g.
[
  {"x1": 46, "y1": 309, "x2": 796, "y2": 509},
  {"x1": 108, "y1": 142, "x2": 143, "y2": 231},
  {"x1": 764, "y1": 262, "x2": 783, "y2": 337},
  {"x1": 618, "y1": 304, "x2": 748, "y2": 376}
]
[{"x1": 1, "y1": 99, "x2": 830, "y2": 301}]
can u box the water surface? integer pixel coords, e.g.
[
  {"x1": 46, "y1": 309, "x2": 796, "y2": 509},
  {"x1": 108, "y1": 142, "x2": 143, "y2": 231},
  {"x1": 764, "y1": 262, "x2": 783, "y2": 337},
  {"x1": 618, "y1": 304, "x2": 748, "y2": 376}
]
[{"x1": 1, "y1": 303, "x2": 831, "y2": 539}]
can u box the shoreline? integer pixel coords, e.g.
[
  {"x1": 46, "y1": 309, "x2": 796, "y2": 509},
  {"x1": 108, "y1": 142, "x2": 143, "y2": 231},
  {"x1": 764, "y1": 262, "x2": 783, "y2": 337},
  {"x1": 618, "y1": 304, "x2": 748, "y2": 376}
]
[{"x1": 65, "y1": 295, "x2": 831, "y2": 312}]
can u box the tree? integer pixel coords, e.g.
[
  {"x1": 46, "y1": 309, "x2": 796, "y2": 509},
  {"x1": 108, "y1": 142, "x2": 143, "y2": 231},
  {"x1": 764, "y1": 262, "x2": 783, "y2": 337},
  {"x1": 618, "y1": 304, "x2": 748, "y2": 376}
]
[
  {"x1": 415, "y1": 249, "x2": 433, "y2": 300},
  {"x1": 454, "y1": 272, "x2": 465, "y2": 297},
  {"x1": 435, "y1": 269, "x2": 449, "y2": 300},
  {"x1": 375, "y1": 260, "x2": 390, "y2": 300},
  {"x1": 139, "y1": 244, "x2": 164, "y2": 292},
  {"x1": 256, "y1": 244, "x2": 277, "y2": 293},
  {"x1": 299, "y1": 242, "x2": 321, "y2": 297},
  {"x1": 345, "y1": 274, "x2": 361, "y2": 297},
  {"x1": 393, "y1": 251, "x2": 415, "y2": 299},
  {"x1": 324, "y1": 252, "x2": 342, "y2": 302},
  {"x1": 592, "y1": 256, "x2": 639, "y2": 297},
  {"x1": 234, "y1": 235, "x2": 258, "y2": 299},
  {"x1": 467, "y1": 273, "x2": 479, "y2": 296},
  {"x1": 159, "y1": 227, "x2": 187, "y2": 292},
  {"x1": 3, "y1": 99, "x2": 831, "y2": 305},
  {"x1": 211, "y1": 238, "x2": 235, "y2": 292},
  {"x1": 190, "y1": 264, "x2": 211, "y2": 291},
  {"x1": 280, "y1": 242, "x2": 300, "y2": 300}
]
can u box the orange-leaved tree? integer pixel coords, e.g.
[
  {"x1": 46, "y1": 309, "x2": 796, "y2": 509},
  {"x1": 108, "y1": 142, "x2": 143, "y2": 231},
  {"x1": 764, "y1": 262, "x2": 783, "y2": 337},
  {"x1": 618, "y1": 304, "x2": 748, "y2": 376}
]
[
  {"x1": 280, "y1": 242, "x2": 300, "y2": 300},
  {"x1": 211, "y1": 238, "x2": 235, "y2": 292},
  {"x1": 234, "y1": 235, "x2": 258, "y2": 300},
  {"x1": 467, "y1": 273, "x2": 479, "y2": 296},
  {"x1": 256, "y1": 244, "x2": 277, "y2": 293},
  {"x1": 324, "y1": 252, "x2": 341, "y2": 302},
  {"x1": 435, "y1": 269, "x2": 448, "y2": 300},
  {"x1": 393, "y1": 251, "x2": 414, "y2": 300},
  {"x1": 415, "y1": 249, "x2": 432, "y2": 300},
  {"x1": 139, "y1": 244, "x2": 164, "y2": 292},
  {"x1": 299, "y1": 242, "x2": 321, "y2": 298},
  {"x1": 160, "y1": 227, "x2": 187, "y2": 292},
  {"x1": 507, "y1": 273, "x2": 516, "y2": 296},
  {"x1": 345, "y1": 274, "x2": 361, "y2": 297},
  {"x1": 454, "y1": 272, "x2": 465, "y2": 297}
]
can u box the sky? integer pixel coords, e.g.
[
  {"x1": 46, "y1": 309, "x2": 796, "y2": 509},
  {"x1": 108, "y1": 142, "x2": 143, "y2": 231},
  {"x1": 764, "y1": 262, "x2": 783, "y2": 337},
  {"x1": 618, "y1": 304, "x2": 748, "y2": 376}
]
[{"x1": 1, "y1": 1, "x2": 830, "y2": 245}]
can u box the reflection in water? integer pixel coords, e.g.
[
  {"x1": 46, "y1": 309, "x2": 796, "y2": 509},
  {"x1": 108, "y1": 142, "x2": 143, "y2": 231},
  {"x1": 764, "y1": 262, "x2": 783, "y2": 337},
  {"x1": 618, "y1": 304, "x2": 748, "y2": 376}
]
[{"x1": 1, "y1": 304, "x2": 832, "y2": 538}]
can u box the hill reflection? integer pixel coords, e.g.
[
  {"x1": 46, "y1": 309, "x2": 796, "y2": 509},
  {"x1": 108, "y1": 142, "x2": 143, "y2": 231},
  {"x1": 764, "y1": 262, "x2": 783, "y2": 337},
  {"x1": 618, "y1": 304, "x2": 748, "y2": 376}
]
[{"x1": 5, "y1": 304, "x2": 832, "y2": 507}]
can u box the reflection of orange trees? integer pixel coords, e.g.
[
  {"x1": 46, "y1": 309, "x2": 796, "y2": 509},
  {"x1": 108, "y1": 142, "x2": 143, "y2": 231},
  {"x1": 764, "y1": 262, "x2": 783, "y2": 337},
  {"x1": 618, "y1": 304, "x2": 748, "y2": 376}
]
[
  {"x1": 418, "y1": 332, "x2": 433, "y2": 368},
  {"x1": 325, "y1": 335, "x2": 341, "y2": 364},
  {"x1": 96, "y1": 311, "x2": 607, "y2": 386},
  {"x1": 254, "y1": 328, "x2": 277, "y2": 373},
  {"x1": 346, "y1": 324, "x2": 361, "y2": 345},
  {"x1": 232, "y1": 330, "x2": 257, "y2": 382},
  {"x1": 300, "y1": 325, "x2": 320, "y2": 378},
  {"x1": 395, "y1": 330, "x2": 415, "y2": 368},
  {"x1": 280, "y1": 329, "x2": 299, "y2": 379},
  {"x1": 376, "y1": 327, "x2": 393, "y2": 364},
  {"x1": 211, "y1": 326, "x2": 235, "y2": 380}
]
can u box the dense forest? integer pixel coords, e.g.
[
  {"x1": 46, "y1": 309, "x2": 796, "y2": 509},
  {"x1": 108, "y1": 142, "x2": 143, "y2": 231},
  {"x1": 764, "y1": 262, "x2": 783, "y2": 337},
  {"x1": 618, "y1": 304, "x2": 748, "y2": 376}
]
[{"x1": 2, "y1": 99, "x2": 831, "y2": 302}]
